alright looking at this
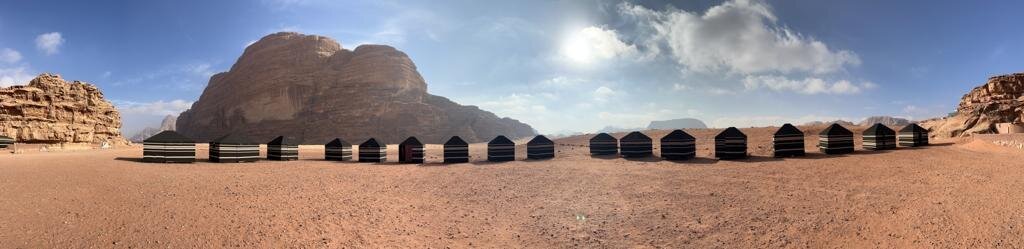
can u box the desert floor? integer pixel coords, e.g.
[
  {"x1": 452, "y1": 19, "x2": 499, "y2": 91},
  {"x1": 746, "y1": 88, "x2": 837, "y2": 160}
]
[{"x1": 2, "y1": 128, "x2": 1024, "y2": 248}]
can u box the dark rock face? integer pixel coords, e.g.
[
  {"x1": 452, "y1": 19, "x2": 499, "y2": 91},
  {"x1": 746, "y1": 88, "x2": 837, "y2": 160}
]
[
  {"x1": 647, "y1": 118, "x2": 708, "y2": 130},
  {"x1": 176, "y1": 32, "x2": 535, "y2": 144}
]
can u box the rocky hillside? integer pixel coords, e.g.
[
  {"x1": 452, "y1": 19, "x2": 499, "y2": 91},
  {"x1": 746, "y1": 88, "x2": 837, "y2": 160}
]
[
  {"x1": 858, "y1": 116, "x2": 910, "y2": 127},
  {"x1": 922, "y1": 73, "x2": 1024, "y2": 137},
  {"x1": 0, "y1": 73, "x2": 126, "y2": 144},
  {"x1": 129, "y1": 115, "x2": 177, "y2": 142},
  {"x1": 177, "y1": 32, "x2": 535, "y2": 144}
]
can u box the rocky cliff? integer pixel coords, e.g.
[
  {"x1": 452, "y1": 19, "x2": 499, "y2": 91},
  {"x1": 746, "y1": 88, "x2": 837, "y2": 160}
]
[
  {"x1": 129, "y1": 115, "x2": 177, "y2": 142},
  {"x1": 0, "y1": 73, "x2": 126, "y2": 144},
  {"x1": 922, "y1": 73, "x2": 1024, "y2": 137},
  {"x1": 177, "y1": 32, "x2": 535, "y2": 144}
]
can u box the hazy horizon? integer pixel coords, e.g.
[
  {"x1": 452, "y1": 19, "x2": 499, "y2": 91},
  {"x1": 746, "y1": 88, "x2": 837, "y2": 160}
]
[{"x1": 2, "y1": 0, "x2": 1022, "y2": 135}]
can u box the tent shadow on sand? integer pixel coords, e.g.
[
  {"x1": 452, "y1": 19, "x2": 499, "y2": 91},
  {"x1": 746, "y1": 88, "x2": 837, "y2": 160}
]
[
  {"x1": 662, "y1": 157, "x2": 717, "y2": 165},
  {"x1": 725, "y1": 155, "x2": 784, "y2": 163},
  {"x1": 590, "y1": 154, "x2": 620, "y2": 160},
  {"x1": 114, "y1": 157, "x2": 145, "y2": 163}
]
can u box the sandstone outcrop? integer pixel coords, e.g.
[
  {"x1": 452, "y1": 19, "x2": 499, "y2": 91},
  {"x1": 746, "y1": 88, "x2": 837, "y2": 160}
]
[
  {"x1": 177, "y1": 32, "x2": 535, "y2": 144},
  {"x1": 922, "y1": 73, "x2": 1024, "y2": 137},
  {"x1": 129, "y1": 115, "x2": 177, "y2": 142},
  {"x1": 0, "y1": 73, "x2": 126, "y2": 144}
]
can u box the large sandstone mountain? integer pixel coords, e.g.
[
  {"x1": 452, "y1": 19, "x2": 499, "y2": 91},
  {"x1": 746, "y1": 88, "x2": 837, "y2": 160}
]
[
  {"x1": 129, "y1": 115, "x2": 177, "y2": 142},
  {"x1": 0, "y1": 73, "x2": 126, "y2": 144},
  {"x1": 923, "y1": 73, "x2": 1024, "y2": 137},
  {"x1": 177, "y1": 32, "x2": 535, "y2": 144}
]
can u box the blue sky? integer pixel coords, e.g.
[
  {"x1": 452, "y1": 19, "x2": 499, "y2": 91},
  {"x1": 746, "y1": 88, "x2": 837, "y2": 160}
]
[{"x1": 1, "y1": 0, "x2": 1022, "y2": 135}]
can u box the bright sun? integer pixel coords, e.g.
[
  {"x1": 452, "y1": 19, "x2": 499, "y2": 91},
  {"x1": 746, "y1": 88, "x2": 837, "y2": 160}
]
[{"x1": 563, "y1": 35, "x2": 594, "y2": 64}]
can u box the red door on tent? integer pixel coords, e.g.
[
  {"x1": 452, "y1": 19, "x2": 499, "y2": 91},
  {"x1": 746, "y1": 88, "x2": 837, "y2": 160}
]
[{"x1": 403, "y1": 147, "x2": 412, "y2": 161}]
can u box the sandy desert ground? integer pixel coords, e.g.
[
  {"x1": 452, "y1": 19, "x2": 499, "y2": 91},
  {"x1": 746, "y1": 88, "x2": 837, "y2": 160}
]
[{"x1": 2, "y1": 127, "x2": 1024, "y2": 248}]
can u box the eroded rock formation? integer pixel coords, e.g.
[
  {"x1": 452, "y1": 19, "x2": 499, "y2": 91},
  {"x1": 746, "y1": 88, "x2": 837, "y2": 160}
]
[
  {"x1": 0, "y1": 73, "x2": 126, "y2": 144},
  {"x1": 922, "y1": 73, "x2": 1024, "y2": 137},
  {"x1": 177, "y1": 32, "x2": 535, "y2": 144}
]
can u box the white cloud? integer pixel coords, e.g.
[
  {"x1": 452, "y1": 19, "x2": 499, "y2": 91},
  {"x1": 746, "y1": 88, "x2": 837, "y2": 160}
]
[
  {"x1": 1, "y1": 48, "x2": 22, "y2": 64},
  {"x1": 620, "y1": 0, "x2": 860, "y2": 75},
  {"x1": 0, "y1": 66, "x2": 35, "y2": 87},
  {"x1": 114, "y1": 99, "x2": 194, "y2": 116},
  {"x1": 186, "y1": 63, "x2": 215, "y2": 77},
  {"x1": 711, "y1": 114, "x2": 856, "y2": 128},
  {"x1": 561, "y1": 26, "x2": 639, "y2": 64},
  {"x1": 743, "y1": 75, "x2": 876, "y2": 95},
  {"x1": 593, "y1": 86, "x2": 619, "y2": 102},
  {"x1": 671, "y1": 83, "x2": 690, "y2": 91},
  {"x1": 35, "y1": 32, "x2": 64, "y2": 55},
  {"x1": 539, "y1": 76, "x2": 586, "y2": 88}
]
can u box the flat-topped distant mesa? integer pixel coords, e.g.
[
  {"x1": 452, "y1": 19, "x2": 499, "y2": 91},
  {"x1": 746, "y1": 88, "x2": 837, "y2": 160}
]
[{"x1": 176, "y1": 32, "x2": 535, "y2": 145}]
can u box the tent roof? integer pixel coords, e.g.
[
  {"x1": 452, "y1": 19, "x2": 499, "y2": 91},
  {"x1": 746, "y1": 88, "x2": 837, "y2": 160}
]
[
  {"x1": 268, "y1": 136, "x2": 298, "y2": 145},
  {"x1": 325, "y1": 138, "x2": 350, "y2": 147},
  {"x1": 360, "y1": 138, "x2": 383, "y2": 147},
  {"x1": 820, "y1": 123, "x2": 853, "y2": 136},
  {"x1": 715, "y1": 127, "x2": 746, "y2": 139},
  {"x1": 774, "y1": 123, "x2": 803, "y2": 136},
  {"x1": 143, "y1": 130, "x2": 194, "y2": 143},
  {"x1": 445, "y1": 136, "x2": 468, "y2": 146},
  {"x1": 400, "y1": 136, "x2": 422, "y2": 146},
  {"x1": 621, "y1": 131, "x2": 651, "y2": 142},
  {"x1": 864, "y1": 123, "x2": 895, "y2": 135},
  {"x1": 661, "y1": 129, "x2": 695, "y2": 141},
  {"x1": 488, "y1": 135, "x2": 514, "y2": 145},
  {"x1": 590, "y1": 133, "x2": 617, "y2": 142},
  {"x1": 900, "y1": 123, "x2": 927, "y2": 133},
  {"x1": 527, "y1": 135, "x2": 553, "y2": 145},
  {"x1": 211, "y1": 133, "x2": 255, "y2": 145}
]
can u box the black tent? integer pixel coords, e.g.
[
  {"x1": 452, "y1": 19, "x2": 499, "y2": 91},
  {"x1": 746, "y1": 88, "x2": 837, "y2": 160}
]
[
  {"x1": 898, "y1": 124, "x2": 929, "y2": 147},
  {"x1": 526, "y1": 135, "x2": 555, "y2": 160},
  {"x1": 772, "y1": 124, "x2": 805, "y2": 157},
  {"x1": 0, "y1": 135, "x2": 13, "y2": 149},
  {"x1": 620, "y1": 132, "x2": 652, "y2": 158},
  {"x1": 487, "y1": 135, "x2": 516, "y2": 162},
  {"x1": 819, "y1": 124, "x2": 854, "y2": 154},
  {"x1": 325, "y1": 138, "x2": 352, "y2": 161},
  {"x1": 267, "y1": 136, "x2": 299, "y2": 161},
  {"x1": 359, "y1": 138, "x2": 386, "y2": 163},
  {"x1": 660, "y1": 130, "x2": 695, "y2": 160},
  {"x1": 589, "y1": 133, "x2": 618, "y2": 156},
  {"x1": 715, "y1": 127, "x2": 747, "y2": 159},
  {"x1": 142, "y1": 130, "x2": 195, "y2": 163},
  {"x1": 863, "y1": 123, "x2": 896, "y2": 150},
  {"x1": 444, "y1": 136, "x2": 469, "y2": 163},
  {"x1": 210, "y1": 133, "x2": 259, "y2": 163},
  {"x1": 399, "y1": 137, "x2": 424, "y2": 164}
]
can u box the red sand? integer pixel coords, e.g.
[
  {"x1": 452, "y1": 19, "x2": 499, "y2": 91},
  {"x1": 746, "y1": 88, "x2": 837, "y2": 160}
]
[{"x1": 1, "y1": 128, "x2": 1023, "y2": 248}]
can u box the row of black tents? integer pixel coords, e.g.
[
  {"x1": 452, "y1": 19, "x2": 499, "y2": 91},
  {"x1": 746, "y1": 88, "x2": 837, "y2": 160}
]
[
  {"x1": 141, "y1": 123, "x2": 928, "y2": 163},
  {"x1": 589, "y1": 123, "x2": 929, "y2": 159},
  {"x1": 142, "y1": 131, "x2": 556, "y2": 164}
]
